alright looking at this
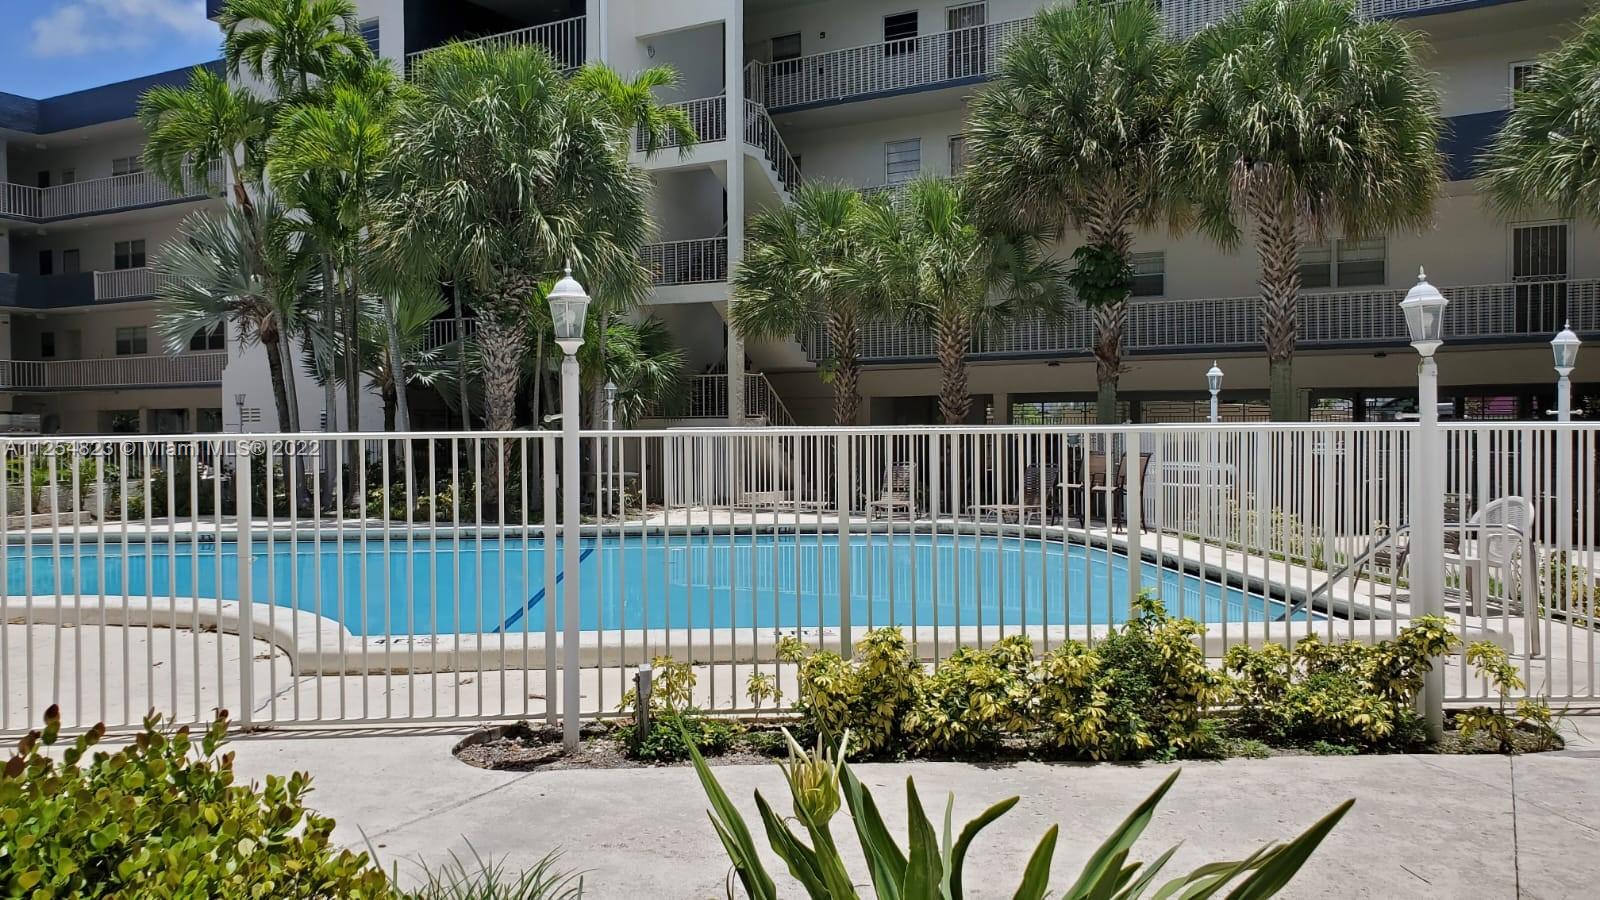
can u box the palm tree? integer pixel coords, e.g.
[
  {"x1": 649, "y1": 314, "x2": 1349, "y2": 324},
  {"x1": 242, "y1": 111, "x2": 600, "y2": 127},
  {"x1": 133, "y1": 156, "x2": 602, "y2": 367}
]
[
  {"x1": 379, "y1": 43, "x2": 653, "y2": 432},
  {"x1": 154, "y1": 196, "x2": 315, "y2": 432},
  {"x1": 269, "y1": 61, "x2": 404, "y2": 434},
  {"x1": 1482, "y1": 11, "x2": 1600, "y2": 230},
  {"x1": 731, "y1": 184, "x2": 871, "y2": 426},
  {"x1": 138, "y1": 66, "x2": 272, "y2": 215},
  {"x1": 220, "y1": 0, "x2": 369, "y2": 102},
  {"x1": 855, "y1": 178, "x2": 1067, "y2": 424},
  {"x1": 356, "y1": 288, "x2": 452, "y2": 432},
  {"x1": 1170, "y1": 0, "x2": 1442, "y2": 420},
  {"x1": 966, "y1": 0, "x2": 1180, "y2": 424},
  {"x1": 578, "y1": 316, "x2": 688, "y2": 428}
]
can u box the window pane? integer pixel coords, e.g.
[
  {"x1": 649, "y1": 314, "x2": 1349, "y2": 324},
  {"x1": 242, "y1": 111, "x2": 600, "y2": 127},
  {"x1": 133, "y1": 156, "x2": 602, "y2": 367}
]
[
  {"x1": 884, "y1": 11, "x2": 917, "y2": 54},
  {"x1": 948, "y1": 135, "x2": 969, "y2": 173},
  {"x1": 1298, "y1": 241, "x2": 1332, "y2": 289},
  {"x1": 131, "y1": 240, "x2": 146, "y2": 268},
  {"x1": 115, "y1": 241, "x2": 129, "y2": 270},
  {"x1": 40, "y1": 333, "x2": 55, "y2": 358},
  {"x1": 62, "y1": 249, "x2": 80, "y2": 275},
  {"x1": 1131, "y1": 251, "x2": 1165, "y2": 298},
  {"x1": 885, "y1": 138, "x2": 921, "y2": 184},
  {"x1": 1335, "y1": 238, "x2": 1386, "y2": 287},
  {"x1": 771, "y1": 32, "x2": 801, "y2": 61}
]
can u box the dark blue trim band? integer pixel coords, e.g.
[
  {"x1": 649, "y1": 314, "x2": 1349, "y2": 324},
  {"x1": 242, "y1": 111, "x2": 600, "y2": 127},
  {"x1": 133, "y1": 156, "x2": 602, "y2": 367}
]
[{"x1": 496, "y1": 545, "x2": 593, "y2": 633}]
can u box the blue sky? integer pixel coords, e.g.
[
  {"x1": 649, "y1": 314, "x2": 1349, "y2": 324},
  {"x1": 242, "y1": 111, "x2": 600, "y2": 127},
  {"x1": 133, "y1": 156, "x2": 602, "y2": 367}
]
[{"x1": 0, "y1": 0, "x2": 219, "y2": 99}]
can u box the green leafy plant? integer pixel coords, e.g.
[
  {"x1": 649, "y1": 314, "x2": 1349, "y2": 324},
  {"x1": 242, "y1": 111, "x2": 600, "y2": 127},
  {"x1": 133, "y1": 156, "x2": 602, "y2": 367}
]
[
  {"x1": 746, "y1": 670, "x2": 782, "y2": 721},
  {"x1": 1063, "y1": 242, "x2": 1134, "y2": 309},
  {"x1": 903, "y1": 635, "x2": 1034, "y2": 754},
  {"x1": 1225, "y1": 617, "x2": 1457, "y2": 750},
  {"x1": 687, "y1": 728, "x2": 1353, "y2": 899},
  {"x1": 0, "y1": 706, "x2": 394, "y2": 898},
  {"x1": 1035, "y1": 595, "x2": 1227, "y2": 760},
  {"x1": 776, "y1": 629, "x2": 920, "y2": 757},
  {"x1": 406, "y1": 845, "x2": 584, "y2": 900},
  {"x1": 1456, "y1": 641, "x2": 1563, "y2": 753},
  {"x1": 615, "y1": 656, "x2": 734, "y2": 762}
]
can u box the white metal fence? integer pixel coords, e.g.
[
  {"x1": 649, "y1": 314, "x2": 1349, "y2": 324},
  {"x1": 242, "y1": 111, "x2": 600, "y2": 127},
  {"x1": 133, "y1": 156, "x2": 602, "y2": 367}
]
[
  {"x1": 0, "y1": 353, "x2": 228, "y2": 392},
  {"x1": 644, "y1": 238, "x2": 729, "y2": 285},
  {"x1": 0, "y1": 161, "x2": 224, "y2": 222},
  {"x1": 93, "y1": 267, "x2": 175, "y2": 302},
  {"x1": 743, "y1": 101, "x2": 801, "y2": 194},
  {"x1": 647, "y1": 373, "x2": 797, "y2": 426},
  {"x1": 2, "y1": 422, "x2": 1594, "y2": 735},
  {"x1": 637, "y1": 97, "x2": 726, "y2": 151}
]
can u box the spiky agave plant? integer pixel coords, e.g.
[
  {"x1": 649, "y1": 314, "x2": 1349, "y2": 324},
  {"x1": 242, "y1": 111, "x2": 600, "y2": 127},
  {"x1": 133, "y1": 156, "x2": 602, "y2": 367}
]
[{"x1": 688, "y1": 728, "x2": 1353, "y2": 899}]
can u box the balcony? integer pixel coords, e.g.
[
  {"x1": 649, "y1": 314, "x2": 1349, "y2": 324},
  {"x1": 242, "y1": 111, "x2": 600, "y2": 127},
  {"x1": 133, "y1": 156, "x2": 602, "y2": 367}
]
[
  {"x1": 0, "y1": 273, "x2": 94, "y2": 309},
  {"x1": 93, "y1": 267, "x2": 174, "y2": 302},
  {"x1": 0, "y1": 160, "x2": 223, "y2": 223},
  {"x1": 803, "y1": 279, "x2": 1600, "y2": 363},
  {"x1": 645, "y1": 238, "x2": 728, "y2": 285},
  {"x1": 635, "y1": 97, "x2": 726, "y2": 152},
  {"x1": 0, "y1": 352, "x2": 227, "y2": 392},
  {"x1": 646, "y1": 373, "x2": 796, "y2": 426},
  {"x1": 404, "y1": 15, "x2": 587, "y2": 74},
  {"x1": 1166, "y1": 1, "x2": 1528, "y2": 37}
]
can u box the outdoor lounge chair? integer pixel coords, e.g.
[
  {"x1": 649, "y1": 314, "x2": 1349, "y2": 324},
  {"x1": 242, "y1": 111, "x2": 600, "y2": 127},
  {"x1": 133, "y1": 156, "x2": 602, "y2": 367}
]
[
  {"x1": 974, "y1": 464, "x2": 1057, "y2": 524},
  {"x1": 869, "y1": 462, "x2": 917, "y2": 520}
]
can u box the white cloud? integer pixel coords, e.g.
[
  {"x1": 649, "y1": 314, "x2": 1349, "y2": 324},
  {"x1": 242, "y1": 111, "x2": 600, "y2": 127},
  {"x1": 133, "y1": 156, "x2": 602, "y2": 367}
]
[{"x1": 30, "y1": 0, "x2": 213, "y2": 59}]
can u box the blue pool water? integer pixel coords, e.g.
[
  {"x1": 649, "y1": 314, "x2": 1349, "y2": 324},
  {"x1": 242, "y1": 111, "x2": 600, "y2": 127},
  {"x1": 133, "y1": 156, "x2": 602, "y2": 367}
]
[{"x1": 3, "y1": 534, "x2": 1294, "y2": 636}]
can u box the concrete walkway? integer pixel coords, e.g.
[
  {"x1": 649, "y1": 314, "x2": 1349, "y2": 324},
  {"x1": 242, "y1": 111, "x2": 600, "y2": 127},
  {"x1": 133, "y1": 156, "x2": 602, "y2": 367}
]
[{"x1": 224, "y1": 725, "x2": 1600, "y2": 899}]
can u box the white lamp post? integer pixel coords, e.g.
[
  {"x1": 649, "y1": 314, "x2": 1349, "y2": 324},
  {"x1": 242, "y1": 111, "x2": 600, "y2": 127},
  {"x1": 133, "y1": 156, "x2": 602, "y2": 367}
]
[
  {"x1": 1206, "y1": 361, "x2": 1224, "y2": 424},
  {"x1": 1552, "y1": 322, "x2": 1581, "y2": 422},
  {"x1": 603, "y1": 379, "x2": 617, "y2": 516},
  {"x1": 1400, "y1": 268, "x2": 1448, "y2": 741},
  {"x1": 546, "y1": 265, "x2": 590, "y2": 750}
]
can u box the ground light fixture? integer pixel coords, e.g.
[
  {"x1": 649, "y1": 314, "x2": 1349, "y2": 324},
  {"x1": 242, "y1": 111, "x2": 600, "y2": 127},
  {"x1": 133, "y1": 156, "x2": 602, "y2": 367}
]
[
  {"x1": 1400, "y1": 267, "x2": 1447, "y2": 740},
  {"x1": 1552, "y1": 322, "x2": 1581, "y2": 423},
  {"x1": 1206, "y1": 361, "x2": 1224, "y2": 423},
  {"x1": 546, "y1": 265, "x2": 590, "y2": 750}
]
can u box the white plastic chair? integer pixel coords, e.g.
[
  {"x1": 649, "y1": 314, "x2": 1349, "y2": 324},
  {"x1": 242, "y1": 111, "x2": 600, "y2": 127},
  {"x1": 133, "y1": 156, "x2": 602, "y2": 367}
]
[{"x1": 1442, "y1": 496, "x2": 1535, "y2": 615}]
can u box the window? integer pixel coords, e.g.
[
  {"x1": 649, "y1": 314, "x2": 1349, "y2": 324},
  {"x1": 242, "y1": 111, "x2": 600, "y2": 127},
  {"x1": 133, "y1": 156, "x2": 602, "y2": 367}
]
[
  {"x1": 102, "y1": 410, "x2": 142, "y2": 434},
  {"x1": 1510, "y1": 61, "x2": 1540, "y2": 106},
  {"x1": 1131, "y1": 251, "x2": 1165, "y2": 298},
  {"x1": 61, "y1": 249, "x2": 80, "y2": 275},
  {"x1": 37, "y1": 250, "x2": 53, "y2": 276},
  {"x1": 359, "y1": 18, "x2": 380, "y2": 53},
  {"x1": 771, "y1": 32, "x2": 802, "y2": 62},
  {"x1": 60, "y1": 169, "x2": 75, "y2": 184},
  {"x1": 114, "y1": 239, "x2": 146, "y2": 270},
  {"x1": 1335, "y1": 238, "x2": 1386, "y2": 287},
  {"x1": 948, "y1": 134, "x2": 969, "y2": 174},
  {"x1": 35, "y1": 171, "x2": 50, "y2": 188},
  {"x1": 884, "y1": 11, "x2": 918, "y2": 54},
  {"x1": 1298, "y1": 238, "x2": 1386, "y2": 289},
  {"x1": 40, "y1": 332, "x2": 55, "y2": 359},
  {"x1": 885, "y1": 138, "x2": 921, "y2": 185},
  {"x1": 111, "y1": 156, "x2": 143, "y2": 176},
  {"x1": 189, "y1": 324, "x2": 226, "y2": 352},
  {"x1": 115, "y1": 326, "x2": 148, "y2": 356}
]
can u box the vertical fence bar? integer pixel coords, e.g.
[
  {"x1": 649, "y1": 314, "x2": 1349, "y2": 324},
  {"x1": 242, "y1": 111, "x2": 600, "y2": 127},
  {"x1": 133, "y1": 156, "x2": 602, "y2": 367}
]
[{"x1": 234, "y1": 441, "x2": 254, "y2": 727}]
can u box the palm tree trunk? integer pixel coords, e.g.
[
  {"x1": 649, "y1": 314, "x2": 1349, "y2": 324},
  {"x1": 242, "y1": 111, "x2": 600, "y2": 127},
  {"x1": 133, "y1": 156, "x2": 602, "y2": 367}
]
[
  {"x1": 825, "y1": 310, "x2": 860, "y2": 427},
  {"x1": 344, "y1": 264, "x2": 362, "y2": 431},
  {"x1": 274, "y1": 333, "x2": 301, "y2": 432},
  {"x1": 262, "y1": 334, "x2": 293, "y2": 432},
  {"x1": 478, "y1": 317, "x2": 528, "y2": 432},
  {"x1": 319, "y1": 256, "x2": 339, "y2": 433},
  {"x1": 935, "y1": 312, "x2": 972, "y2": 425},
  {"x1": 382, "y1": 383, "x2": 397, "y2": 432},
  {"x1": 452, "y1": 287, "x2": 471, "y2": 430},
  {"x1": 382, "y1": 294, "x2": 410, "y2": 432},
  {"x1": 531, "y1": 334, "x2": 546, "y2": 426},
  {"x1": 1085, "y1": 210, "x2": 1134, "y2": 425},
  {"x1": 1254, "y1": 182, "x2": 1301, "y2": 421}
]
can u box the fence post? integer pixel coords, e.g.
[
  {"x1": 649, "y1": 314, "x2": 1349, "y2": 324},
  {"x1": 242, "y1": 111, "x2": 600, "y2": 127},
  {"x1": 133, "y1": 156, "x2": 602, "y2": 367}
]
[
  {"x1": 835, "y1": 433, "x2": 851, "y2": 658},
  {"x1": 561, "y1": 351, "x2": 582, "y2": 750},
  {"x1": 1125, "y1": 430, "x2": 1142, "y2": 609},
  {"x1": 234, "y1": 440, "x2": 254, "y2": 728}
]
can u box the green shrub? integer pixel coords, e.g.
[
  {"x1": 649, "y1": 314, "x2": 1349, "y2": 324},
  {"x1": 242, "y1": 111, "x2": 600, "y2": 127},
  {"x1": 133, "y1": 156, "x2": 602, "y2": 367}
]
[
  {"x1": 617, "y1": 708, "x2": 737, "y2": 762},
  {"x1": 407, "y1": 846, "x2": 583, "y2": 900},
  {"x1": 1456, "y1": 641, "x2": 1563, "y2": 753},
  {"x1": 1224, "y1": 616, "x2": 1457, "y2": 750},
  {"x1": 688, "y1": 729, "x2": 1353, "y2": 899},
  {"x1": 1035, "y1": 596, "x2": 1227, "y2": 760},
  {"x1": 903, "y1": 635, "x2": 1034, "y2": 754},
  {"x1": 0, "y1": 706, "x2": 394, "y2": 898},
  {"x1": 776, "y1": 628, "x2": 920, "y2": 757}
]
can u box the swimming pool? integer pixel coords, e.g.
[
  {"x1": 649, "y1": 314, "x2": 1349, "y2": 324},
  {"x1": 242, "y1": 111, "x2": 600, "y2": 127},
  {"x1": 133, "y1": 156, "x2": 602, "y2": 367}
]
[{"x1": 4, "y1": 533, "x2": 1296, "y2": 636}]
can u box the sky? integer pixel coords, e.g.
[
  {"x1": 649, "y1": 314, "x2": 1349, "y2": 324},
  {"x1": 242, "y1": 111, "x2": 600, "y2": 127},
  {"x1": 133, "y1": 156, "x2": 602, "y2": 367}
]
[{"x1": 0, "y1": 0, "x2": 220, "y2": 99}]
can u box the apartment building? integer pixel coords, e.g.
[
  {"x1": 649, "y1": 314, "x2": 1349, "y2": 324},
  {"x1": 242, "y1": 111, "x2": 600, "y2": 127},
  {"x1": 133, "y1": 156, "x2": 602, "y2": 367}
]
[
  {"x1": 345, "y1": 0, "x2": 1591, "y2": 427},
  {"x1": 21, "y1": 0, "x2": 1582, "y2": 435},
  {"x1": 0, "y1": 66, "x2": 229, "y2": 435}
]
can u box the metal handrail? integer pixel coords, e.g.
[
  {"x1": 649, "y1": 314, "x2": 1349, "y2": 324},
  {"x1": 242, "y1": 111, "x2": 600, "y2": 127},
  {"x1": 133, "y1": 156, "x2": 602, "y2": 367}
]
[
  {"x1": 404, "y1": 15, "x2": 587, "y2": 73},
  {"x1": 743, "y1": 101, "x2": 801, "y2": 193},
  {"x1": 0, "y1": 160, "x2": 224, "y2": 222}
]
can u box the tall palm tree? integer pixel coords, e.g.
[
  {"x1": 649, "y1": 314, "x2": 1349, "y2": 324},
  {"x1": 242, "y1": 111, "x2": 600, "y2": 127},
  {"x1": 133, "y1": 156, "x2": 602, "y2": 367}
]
[
  {"x1": 1482, "y1": 11, "x2": 1600, "y2": 230},
  {"x1": 269, "y1": 61, "x2": 404, "y2": 434},
  {"x1": 1170, "y1": 0, "x2": 1442, "y2": 420},
  {"x1": 379, "y1": 43, "x2": 653, "y2": 432},
  {"x1": 966, "y1": 0, "x2": 1180, "y2": 424},
  {"x1": 153, "y1": 196, "x2": 315, "y2": 432},
  {"x1": 220, "y1": 0, "x2": 369, "y2": 102},
  {"x1": 137, "y1": 66, "x2": 272, "y2": 215},
  {"x1": 356, "y1": 288, "x2": 452, "y2": 432},
  {"x1": 578, "y1": 316, "x2": 688, "y2": 428},
  {"x1": 731, "y1": 184, "x2": 871, "y2": 426},
  {"x1": 855, "y1": 178, "x2": 1068, "y2": 424}
]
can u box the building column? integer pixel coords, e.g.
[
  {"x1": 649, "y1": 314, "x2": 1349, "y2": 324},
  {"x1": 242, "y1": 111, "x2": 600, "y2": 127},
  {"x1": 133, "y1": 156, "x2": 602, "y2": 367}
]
[
  {"x1": 991, "y1": 391, "x2": 1010, "y2": 425},
  {"x1": 0, "y1": 137, "x2": 10, "y2": 277},
  {"x1": 724, "y1": 1, "x2": 746, "y2": 424},
  {"x1": 586, "y1": 0, "x2": 607, "y2": 64}
]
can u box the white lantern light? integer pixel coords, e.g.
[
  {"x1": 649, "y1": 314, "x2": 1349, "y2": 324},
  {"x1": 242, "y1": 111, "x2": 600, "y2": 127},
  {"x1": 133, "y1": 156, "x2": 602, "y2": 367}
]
[
  {"x1": 546, "y1": 264, "x2": 590, "y2": 352},
  {"x1": 1552, "y1": 321, "x2": 1581, "y2": 376},
  {"x1": 1399, "y1": 267, "x2": 1448, "y2": 359},
  {"x1": 1205, "y1": 361, "x2": 1224, "y2": 395}
]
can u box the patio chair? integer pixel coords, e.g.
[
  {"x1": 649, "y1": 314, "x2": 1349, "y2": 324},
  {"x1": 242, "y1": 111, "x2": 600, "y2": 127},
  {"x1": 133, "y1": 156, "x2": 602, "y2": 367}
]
[
  {"x1": 1442, "y1": 495, "x2": 1536, "y2": 616},
  {"x1": 974, "y1": 464, "x2": 1058, "y2": 524},
  {"x1": 869, "y1": 462, "x2": 917, "y2": 520}
]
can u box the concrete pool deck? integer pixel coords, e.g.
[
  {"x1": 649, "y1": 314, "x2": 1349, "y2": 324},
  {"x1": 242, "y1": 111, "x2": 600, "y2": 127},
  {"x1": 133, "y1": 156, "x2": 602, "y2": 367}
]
[{"x1": 219, "y1": 724, "x2": 1600, "y2": 899}]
